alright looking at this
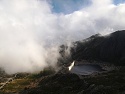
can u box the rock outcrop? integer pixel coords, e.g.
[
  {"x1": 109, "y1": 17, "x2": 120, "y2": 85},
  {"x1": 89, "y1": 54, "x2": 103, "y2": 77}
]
[{"x1": 59, "y1": 30, "x2": 125, "y2": 65}]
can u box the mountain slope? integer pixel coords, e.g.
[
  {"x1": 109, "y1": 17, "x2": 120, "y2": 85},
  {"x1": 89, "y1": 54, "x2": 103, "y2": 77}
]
[{"x1": 59, "y1": 30, "x2": 125, "y2": 65}]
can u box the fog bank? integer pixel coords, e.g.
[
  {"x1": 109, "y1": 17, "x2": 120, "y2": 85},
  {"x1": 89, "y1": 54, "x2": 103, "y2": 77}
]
[{"x1": 0, "y1": 0, "x2": 125, "y2": 74}]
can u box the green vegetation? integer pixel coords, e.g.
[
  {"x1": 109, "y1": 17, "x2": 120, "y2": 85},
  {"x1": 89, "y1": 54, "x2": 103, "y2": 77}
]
[
  {"x1": 0, "y1": 78, "x2": 33, "y2": 93},
  {"x1": 29, "y1": 67, "x2": 55, "y2": 79},
  {"x1": 0, "y1": 67, "x2": 56, "y2": 94}
]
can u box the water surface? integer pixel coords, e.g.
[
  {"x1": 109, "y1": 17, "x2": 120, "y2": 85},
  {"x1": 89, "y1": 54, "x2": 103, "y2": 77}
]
[{"x1": 70, "y1": 64, "x2": 104, "y2": 75}]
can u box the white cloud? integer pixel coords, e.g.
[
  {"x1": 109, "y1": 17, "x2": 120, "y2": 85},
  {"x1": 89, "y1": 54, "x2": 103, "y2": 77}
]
[
  {"x1": 0, "y1": 0, "x2": 125, "y2": 74},
  {"x1": 0, "y1": 0, "x2": 59, "y2": 74},
  {"x1": 57, "y1": 0, "x2": 125, "y2": 37}
]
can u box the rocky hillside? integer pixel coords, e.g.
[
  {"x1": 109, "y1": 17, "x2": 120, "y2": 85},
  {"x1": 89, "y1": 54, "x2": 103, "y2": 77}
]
[
  {"x1": 1, "y1": 30, "x2": 125, "y2": 94},
  {"x1": 59, "y1": 30, "x2": 125, "y2": 65},
  {"x1": 18, "y1": 30, "x2": 125, "y2": 94},
  {"x1": 19, "y1": 67, "x2": 125, "y2": 94}
]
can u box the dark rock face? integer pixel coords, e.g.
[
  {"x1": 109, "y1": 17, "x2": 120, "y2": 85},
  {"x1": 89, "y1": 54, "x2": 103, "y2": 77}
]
[
  {"x1": 59, "y1": 30, "x2": 125, "y2": 65},
  {"x1": 19, "y1": 30, "x2": 125, "y2": 94},
  {"x1": 20, "y1": 73, "x2": 88, "y2": 94},
  {"x1": 99, "y1": 31, "x2": 125, "y2": 64}
]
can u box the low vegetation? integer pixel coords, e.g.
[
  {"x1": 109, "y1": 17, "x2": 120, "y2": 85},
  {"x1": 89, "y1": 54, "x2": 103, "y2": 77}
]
[{"x1": 0, "y1": 67, "x2": 56, "y2": 94}]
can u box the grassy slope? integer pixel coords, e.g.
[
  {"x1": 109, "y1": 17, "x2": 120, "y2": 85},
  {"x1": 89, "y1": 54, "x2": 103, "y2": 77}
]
[
  {"x1": 1, "y1": 67, "x2": 125, "y2": 94},
  {"x1": 0, "y1": 68, "x2": 55, "y2": 94}
]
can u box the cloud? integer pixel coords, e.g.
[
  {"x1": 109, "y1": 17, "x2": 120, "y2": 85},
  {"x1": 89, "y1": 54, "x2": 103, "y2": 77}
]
[
  {"x1": 57, "y1": 0, "x2": 125, "y2": 36},
  {"x1": 0, "y1": 0, "x2": 125, "y2": 74},
  {"x1": 0, "y1": 0, "x2": 59, "y2": 74}
]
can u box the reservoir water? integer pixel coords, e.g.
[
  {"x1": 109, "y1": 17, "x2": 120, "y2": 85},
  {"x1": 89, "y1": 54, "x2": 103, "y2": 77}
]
[{"x1": 70, "y1": 64, "x2": 104, "y2": 75}]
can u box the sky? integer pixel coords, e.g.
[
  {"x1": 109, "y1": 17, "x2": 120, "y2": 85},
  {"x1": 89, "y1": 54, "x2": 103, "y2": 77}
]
[
  {"x1": 0, "y1": 0, "x2": 125, "y2": 74},
  {"x1": 50, "y1": 0, "x2": 91, "y2": 14},
  {"x1": 50, "y1": 0, "x2": 125, "y2": 14}
]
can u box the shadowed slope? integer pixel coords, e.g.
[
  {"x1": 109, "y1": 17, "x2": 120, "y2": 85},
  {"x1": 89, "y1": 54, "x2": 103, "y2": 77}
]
[{"x1": 68, "y1": 30, "x2": 125, "y2": 65}]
